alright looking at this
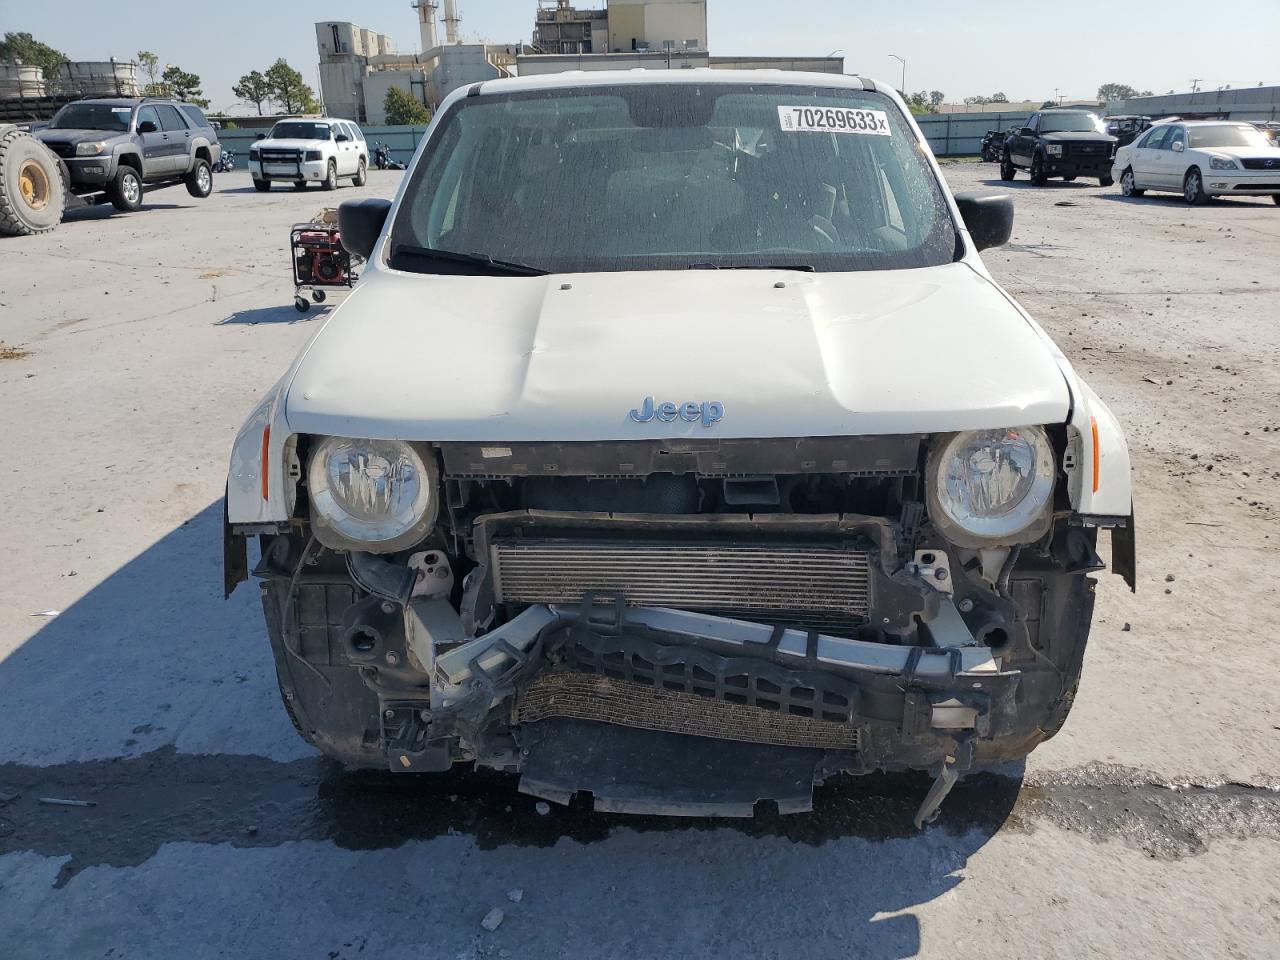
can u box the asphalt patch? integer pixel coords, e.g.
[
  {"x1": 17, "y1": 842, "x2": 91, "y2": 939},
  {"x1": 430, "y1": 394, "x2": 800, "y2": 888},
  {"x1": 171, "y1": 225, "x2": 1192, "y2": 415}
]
[{"x1": 0, "y1": 748, "x2": 1276, "y2": 887}]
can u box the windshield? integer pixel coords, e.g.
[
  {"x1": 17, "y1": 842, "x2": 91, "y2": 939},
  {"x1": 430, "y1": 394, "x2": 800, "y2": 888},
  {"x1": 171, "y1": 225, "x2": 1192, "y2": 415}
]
[
  {"x1": 1039, "y1": 113, "x2": 1105, "y2": 134},
  {"x1": 1187, "y1": 124, "x2": 1272, "y2": 149},
  {"x1": 389, "y1": 84, "x2": 957, "y2": 275},
  {"x1": 50, "y1": 103, "x2": 133, "y2": 132},
  {"x1": 269, "y1": 122, "x2": 332, "y2": 141}
]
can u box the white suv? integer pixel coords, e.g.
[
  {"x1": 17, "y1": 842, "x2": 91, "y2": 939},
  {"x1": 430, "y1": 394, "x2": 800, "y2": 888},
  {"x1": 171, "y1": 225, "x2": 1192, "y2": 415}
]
[{"x1": 249, "y1": 118, "x2": 368, "y2": 192}]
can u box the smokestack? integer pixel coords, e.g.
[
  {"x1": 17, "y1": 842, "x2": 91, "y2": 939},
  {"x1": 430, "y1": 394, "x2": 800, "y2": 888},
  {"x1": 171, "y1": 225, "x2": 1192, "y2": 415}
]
[
  {"x1": 443, "y1": 0, "x2": 460, "y2": 44},
  {"x1": 415, "y1": 0, "x2": 439, "y2": 53}
]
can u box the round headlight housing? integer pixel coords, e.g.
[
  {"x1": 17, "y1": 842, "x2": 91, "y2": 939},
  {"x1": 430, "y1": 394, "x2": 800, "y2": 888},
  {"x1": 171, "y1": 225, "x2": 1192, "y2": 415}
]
[
  {"x1": 307, "y1": 437, "x2": 437, "y2": 553},
  {"x1": 927, "y1": 427, "x2": 1055, "y2": 546}
]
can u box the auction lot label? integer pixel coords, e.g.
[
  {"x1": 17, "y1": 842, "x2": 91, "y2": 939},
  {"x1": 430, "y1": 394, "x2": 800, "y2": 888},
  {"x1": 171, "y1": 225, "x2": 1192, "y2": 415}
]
[{"x1": 778, "y1": 105, "x2": 892, "y2": 136}]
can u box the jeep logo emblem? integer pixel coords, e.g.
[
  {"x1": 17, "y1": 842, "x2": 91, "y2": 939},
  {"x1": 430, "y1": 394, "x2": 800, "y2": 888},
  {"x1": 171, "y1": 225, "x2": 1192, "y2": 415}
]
[{"x1": 629, "y1": 396, "x2": 724, "y2": 427}]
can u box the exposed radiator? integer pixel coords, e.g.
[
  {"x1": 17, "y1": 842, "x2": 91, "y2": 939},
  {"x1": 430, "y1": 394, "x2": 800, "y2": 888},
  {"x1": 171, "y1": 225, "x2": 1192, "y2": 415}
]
[{"x1": 490, "y1": 538, "x2": 872, "y2": 624}]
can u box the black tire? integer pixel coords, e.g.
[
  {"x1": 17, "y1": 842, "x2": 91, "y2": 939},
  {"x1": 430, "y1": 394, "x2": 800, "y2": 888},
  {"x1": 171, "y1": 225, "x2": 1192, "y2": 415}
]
[
  {"x1": 293, "y1": 181, "x2": 307, "y2": 191},
  {"x1": 322, "y1": 160, "x2": 337, "y2": 191},
  {"x1": 1000, "y1": 153, "x2": 1016, "y2": 181},
  {"x1": 1098, "y1": 174, "x2": 1114, "y2": 187},
  {"x1": 107, "y1": 164, "x2": 143, "y2": 212},
  {"x1": 0, "y1": 126, "x2": 66, "y2": 236},
  {"x1": 184, "y1": 158, "x2": 213, "y2": 198},
  {"x1": 1271, "y1": 194, "x2": 1279, "y2": 206},
  {"x1": 1030, "y1": 153, "x2": 1048, "y2": 186},
  {"x1": 1063, "y1": 175, "x2": 1077, "y2": 182},
  {"x1": 1183, "y1": 166, "x2": 1208, "y2": 205},
  {"x1": 294, "y1": 296, "x2": 310, "y2": 314},
  {"x1": 253, "y1": 178, "x2": 271, "y2": 192},
  {"x1": 353, "y1": 157, "x2": 367, "y2": 187},
  {"x1": 311, "y1": 289, "x2": 327, "y2": 303},
  {"x1": 1119, "y1": 167, "x2": 1145, "y2": 197}
]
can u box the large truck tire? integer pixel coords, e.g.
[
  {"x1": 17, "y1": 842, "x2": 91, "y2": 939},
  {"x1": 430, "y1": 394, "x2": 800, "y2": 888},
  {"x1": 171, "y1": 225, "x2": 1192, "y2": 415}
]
[{"x1": 0, "y1": 126, "x2": 65, "y2": 236}]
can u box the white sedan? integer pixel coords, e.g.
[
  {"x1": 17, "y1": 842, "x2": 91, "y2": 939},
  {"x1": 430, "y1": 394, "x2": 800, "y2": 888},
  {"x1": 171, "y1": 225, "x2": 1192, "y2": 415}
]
[{"x1": 1114, "y1": 120, "x2": 1280, "y2": 205}]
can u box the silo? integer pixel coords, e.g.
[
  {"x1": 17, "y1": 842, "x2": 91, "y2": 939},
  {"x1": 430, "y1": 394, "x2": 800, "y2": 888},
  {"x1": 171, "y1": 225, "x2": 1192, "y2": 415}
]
[
  {"x1": 58, "y1": 60, "x2": 141, "y2": 98},
  {"x1": 0, "y1": 64, "x2": 47, "y2": 100}
]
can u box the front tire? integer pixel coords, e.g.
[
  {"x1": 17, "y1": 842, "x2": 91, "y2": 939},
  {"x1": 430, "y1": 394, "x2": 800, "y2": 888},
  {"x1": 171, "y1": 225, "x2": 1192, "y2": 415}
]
[
  {"x1": 353, "y1": 157, "x2": 367, "y2": 187},
  {"x1": 253, "y1": 178, "x2": 271, "y2": 192},
  {"x1": 1000, "y1": 153, "x2": 1016, "y2": 181},
  {"x1": 1120, "y1": 167, "x2": 1144, "y2": 197},
  {"x1": 184, "y1": 158, "x2": 213, "y2": 198},
  {"x1": 1183, "y1": 167, "x2": 1208, "y2": 205},
  {"x1": 293, "y1": 181, "x2": 307, "y2": 191},
  {"x1": 107, "y1": 165, "x2": 143, "y2": 212},
  {"x1": 322, "y1": 160, "x2": 337, "y2": 191},
  {"x1": 1030, "y1": 153, "x2": 1048, "y2": 186},
  {"x1": 1272, "y1": 194, "x2": 1279, "y2": 206}
]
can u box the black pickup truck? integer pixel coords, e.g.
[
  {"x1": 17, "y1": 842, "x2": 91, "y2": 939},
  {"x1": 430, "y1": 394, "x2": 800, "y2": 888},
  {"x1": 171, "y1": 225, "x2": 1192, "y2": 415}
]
[{"x1": 1000, "y1": 109, "x2": 1117, "y2": 186}]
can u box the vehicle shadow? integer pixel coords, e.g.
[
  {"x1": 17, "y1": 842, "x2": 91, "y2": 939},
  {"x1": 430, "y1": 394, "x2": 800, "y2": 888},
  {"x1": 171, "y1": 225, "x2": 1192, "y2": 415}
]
[
  {"x1": 0, "y1": 501, "x2": 1022, "y2": 958},
  {"x1": 979, "y1": 178, "x2": 1098, "y2": 190},
  {"x1": 58, "y1": 204, "x2": 185, "y2": 225},
  {"x1": 1097, "y1": 193, "x2": 1278, "y2": 208},
  {"x1": 217, "y1": 305, "x2": 315, "y2": 325}
]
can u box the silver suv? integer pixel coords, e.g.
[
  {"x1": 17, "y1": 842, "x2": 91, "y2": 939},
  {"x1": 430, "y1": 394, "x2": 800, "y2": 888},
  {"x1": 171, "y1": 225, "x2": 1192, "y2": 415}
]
[{"x1": 34, "y1": 98, "x2": 222, "y2": 212}]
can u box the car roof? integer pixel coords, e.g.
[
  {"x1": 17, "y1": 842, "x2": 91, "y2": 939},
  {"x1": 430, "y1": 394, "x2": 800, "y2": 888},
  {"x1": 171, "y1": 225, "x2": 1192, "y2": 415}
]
[{"x1": 473, "y1": 68, "x2": 877, "y2": 97}]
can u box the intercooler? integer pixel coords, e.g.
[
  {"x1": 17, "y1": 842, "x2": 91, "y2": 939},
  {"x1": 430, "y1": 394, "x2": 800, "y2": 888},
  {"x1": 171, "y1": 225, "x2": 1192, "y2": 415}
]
[{"x1": 490, "y1": 538, "x2": 873, "y2": 626}]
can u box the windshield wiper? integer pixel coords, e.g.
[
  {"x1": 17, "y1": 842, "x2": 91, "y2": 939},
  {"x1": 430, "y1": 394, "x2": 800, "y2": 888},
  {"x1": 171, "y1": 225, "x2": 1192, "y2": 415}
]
[
  {"x1": 391, "y1": 244, "x2": 549, "y2": 276},
  {"x1": 687, "y1": 262, "x2": 816, "y2": 272}
]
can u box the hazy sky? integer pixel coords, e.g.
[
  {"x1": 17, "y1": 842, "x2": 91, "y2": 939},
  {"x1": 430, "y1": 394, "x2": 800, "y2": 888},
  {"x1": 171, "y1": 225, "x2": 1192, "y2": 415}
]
[{"x1": 7, "y1": 0, "x2": 1278, "y2": 112}]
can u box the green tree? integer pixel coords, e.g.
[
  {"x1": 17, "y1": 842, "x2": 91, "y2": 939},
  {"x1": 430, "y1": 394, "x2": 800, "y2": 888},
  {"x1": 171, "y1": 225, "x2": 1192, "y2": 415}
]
[
  {"x1": 383, "y1": 86, "x2": 432, "y2": 125},
  {"x1": 161, "y1": 64, "x2": 208, "y2": 107},
  {"x1": 136, "y1": 50, "x2": 161, "y2": 85},
  {"x1": 928, "y1": 90, "x2": 946, "y2": 111},
  {"x1": 1097, "y1": 83, "x2": 1139, "y2": 102},
  {"x1": 232, "y1": 70, "x2": 273, "y2": 115},
  {"x1": 989, "y1": 91, "x2": 1009, "y2": 103},
  {"x1": 0, "y1": 32, "x2": 68, "y2": 81},
  {"x1": 264, "y1": 59, "x2": 318, "y2": 115}
]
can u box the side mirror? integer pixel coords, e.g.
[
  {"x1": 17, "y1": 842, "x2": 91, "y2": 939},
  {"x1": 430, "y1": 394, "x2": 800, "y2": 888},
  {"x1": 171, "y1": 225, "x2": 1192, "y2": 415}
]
[
  {"x1": 338, "y1": 198, "x2": 393, "y2": 260},
  {"x1": 335, "y1": 133, "x2": 350, "y2": 143},
  {"x1": 256, "y1": 133, "x2": 266, "y2": 141},
  {"x1": 1021, "y1": 127, "x2": 1036, "y2": 137},
  {"x1": 954, "y1": 191, "x2": 1014, "y2": 252},
  {"x1": 138, "y1": 120, "x2": 158, "y2": 134},
  {"x1": 1171, "y1": 141, "x2": 1184, "y2": 153}
]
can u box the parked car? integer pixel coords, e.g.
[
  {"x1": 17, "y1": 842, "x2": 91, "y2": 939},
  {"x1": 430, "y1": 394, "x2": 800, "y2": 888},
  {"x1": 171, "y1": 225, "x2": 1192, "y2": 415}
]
[
  {"x1": 33, "y1": 98, "x2": 221, "y2": 212},
  {"x1": 249, "y1": 118, "x2": 368, "y2": 192},
  {"x1": 1105, "y1": 115, "x2": 1152, "y2": 147},
  {"x1": 224, "y1": 72, "x2": 1134, "y2": 826},
  {"x1": 1001, "y1": 109, "x2": 1117, "y2": 186},
  {"x1": 980, "y1": 129, "x2": 1007, "y2": 162},
  {"x1": 1115, "y1": 120, "x2": 1280, "y2": 205}
]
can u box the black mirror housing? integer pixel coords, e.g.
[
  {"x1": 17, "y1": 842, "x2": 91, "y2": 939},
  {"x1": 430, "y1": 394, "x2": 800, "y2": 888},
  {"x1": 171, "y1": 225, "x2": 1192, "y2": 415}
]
[
  {"x1": 954, "y1": 191, "x2": 1014, "y2": 252},
  {"x1": 338, "y1": 198, "x2": 393, "y2": 260},
  {"x1": 138, "y1": 121, "x2": 158, "y2": 134},
  {"x1": 335, "y1": 133, "x2": 350, "y2": 142},
  {"x1": 255, "y1": 133, "x2": 266, "y2": 140}
]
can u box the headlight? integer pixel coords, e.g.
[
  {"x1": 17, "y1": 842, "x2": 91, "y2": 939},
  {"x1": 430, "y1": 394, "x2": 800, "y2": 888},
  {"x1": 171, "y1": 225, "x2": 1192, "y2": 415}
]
[
  {"x1": 305, "y1": 150, "x2": 323, "y2": 162},
  {"x1": 76, "y1": 141, "x2": 107, "y2": 156},
  {"x1": 928, "y1": 427, "x2": 1055, "y2": 545},
  {"x1": 1045, "y1": 144, "x2": 1063, "y2": 157},
  {"x1": 307, "y1": 437, "x2": 437, "y2": 553},
  {"x1": 249, "y1": 147, "x2": 261, "y2": 158},
  {"x1": 1209, "y1": 156, "x2": 1238, "y2": 170}
]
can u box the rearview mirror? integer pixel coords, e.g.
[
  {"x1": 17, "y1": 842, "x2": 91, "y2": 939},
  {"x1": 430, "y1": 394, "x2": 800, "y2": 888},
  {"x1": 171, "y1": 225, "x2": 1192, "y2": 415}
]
[
  {"x1": 1172, "y1": 141, "x2": 1185, "y2": 153},
  {"x1": 338, "y1": 198, "x2": 393, "y2": 260},
  {"x1": 138, "y1": 120, "x2": 158, "y2": 134},
  {"x1": 335, "y1": 133, "x2": 350, "y2": 143},
  {"x1": 954, "y1": 191, "x2": 1014, "y2": 252},
  {"x1": 1021, "y1": 127, "x2": 1036, "y2": 137},
  {"x1": 256, "y1": 133, "x2": 266, "y2": 141}
]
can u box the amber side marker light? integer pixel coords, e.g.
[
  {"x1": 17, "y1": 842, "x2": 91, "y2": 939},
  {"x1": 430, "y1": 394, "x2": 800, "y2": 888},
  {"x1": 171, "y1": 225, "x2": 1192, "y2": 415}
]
[
  {"x1": 261, "y1": 426, "x2": 271, "y2": 501},
  {"x1": 1090, "y1": 419, "x2": 1100, "y2": 496}
]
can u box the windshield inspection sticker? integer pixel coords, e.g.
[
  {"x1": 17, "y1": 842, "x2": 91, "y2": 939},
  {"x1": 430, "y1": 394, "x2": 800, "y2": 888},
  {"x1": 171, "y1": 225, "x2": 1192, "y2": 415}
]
[{"x1": 778, "y1": 106, "x2": 891, "y2": 136}]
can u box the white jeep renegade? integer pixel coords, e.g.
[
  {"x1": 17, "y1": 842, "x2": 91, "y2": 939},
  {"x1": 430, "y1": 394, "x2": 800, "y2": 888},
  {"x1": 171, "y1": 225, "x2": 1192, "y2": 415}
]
[{"x1": 226, "y1": 72, "x2": 1134, "y2": 826}]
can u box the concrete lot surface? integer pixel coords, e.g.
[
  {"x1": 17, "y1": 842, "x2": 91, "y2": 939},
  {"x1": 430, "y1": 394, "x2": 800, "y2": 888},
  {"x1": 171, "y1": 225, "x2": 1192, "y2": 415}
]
[{"x1": 1, "y1": 164, "x2": 1278, "y2": 959}]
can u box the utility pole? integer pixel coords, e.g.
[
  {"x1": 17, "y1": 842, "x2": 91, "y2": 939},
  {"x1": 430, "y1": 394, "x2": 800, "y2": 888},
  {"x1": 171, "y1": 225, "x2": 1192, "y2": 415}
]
[
  {"x1": 1189, "y1": 78, "x2": 1203, "y2": 93},
  {"x1": 889, "y1": 54, "x2": 905, "y2": 94}
]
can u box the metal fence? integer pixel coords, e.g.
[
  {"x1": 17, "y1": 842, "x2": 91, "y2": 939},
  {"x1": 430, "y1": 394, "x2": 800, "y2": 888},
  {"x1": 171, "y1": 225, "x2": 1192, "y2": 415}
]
[{"x1": 214, "y1": 111, "x2": 1039, "y2": 166}]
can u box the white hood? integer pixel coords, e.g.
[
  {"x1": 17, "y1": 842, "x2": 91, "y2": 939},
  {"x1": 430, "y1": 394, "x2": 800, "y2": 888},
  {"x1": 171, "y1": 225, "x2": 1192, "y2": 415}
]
[
  {"x1": 282, "y1": 262, "x2": 1072, "y2": 442},
  {"x1": 255, "y1": 138, "x2": 329, "y2": 151}
]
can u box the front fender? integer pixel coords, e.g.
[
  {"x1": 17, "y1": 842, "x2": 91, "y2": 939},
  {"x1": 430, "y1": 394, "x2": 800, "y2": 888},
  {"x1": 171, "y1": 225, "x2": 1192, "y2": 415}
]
[
  {"x1": 1067, "y1": 380, "x2": 1135, "y2": 591},
  {"x1": 226, "y1": 380, "x2": 295, "y2": 526}
]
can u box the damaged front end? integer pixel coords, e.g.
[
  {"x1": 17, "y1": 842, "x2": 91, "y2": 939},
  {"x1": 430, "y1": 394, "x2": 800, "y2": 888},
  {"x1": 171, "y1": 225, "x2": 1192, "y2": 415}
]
[{"x1": 227, "y1": 428, "x2": 1131, "y2": 825}]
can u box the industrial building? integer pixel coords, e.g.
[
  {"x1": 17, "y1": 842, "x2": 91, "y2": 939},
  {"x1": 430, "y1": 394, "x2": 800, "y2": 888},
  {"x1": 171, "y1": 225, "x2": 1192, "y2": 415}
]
[
  {"x1": 317, "y1": 3, "x2": 518, "y2": 123},
  {"x1": 0, "y1": 59, "x2": 140, "y2": 122}
]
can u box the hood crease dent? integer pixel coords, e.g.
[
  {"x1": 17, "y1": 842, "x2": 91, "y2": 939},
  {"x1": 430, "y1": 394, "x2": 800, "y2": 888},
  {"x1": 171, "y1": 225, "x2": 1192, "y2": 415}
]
[{"x1": 283, "y1": 262, "x2": 1072, "y2": 442}]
